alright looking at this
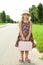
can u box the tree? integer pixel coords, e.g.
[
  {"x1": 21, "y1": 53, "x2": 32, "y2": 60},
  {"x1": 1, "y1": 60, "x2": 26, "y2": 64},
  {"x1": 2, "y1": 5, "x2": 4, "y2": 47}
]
[
  {"x1": 1, "y1": 11, "x2": 6, "y2": 23},
  {"x1": 10, "y1": 19, "x2": 14, "y2": 23},
  {"x1": 29, "y1": 5, "x2": 38, "y2": 23},
  {"x1": 6, "y1": 15, "x2": 14, "y2": 23},
  {"x1": 6, "y1": 15, "x2": 10, "y2": 23},
  {"x1": 37, "y1": 3, "x2": 43, "y2": 24},
  {"x1": 0, "y1": 13, "x2": 2, "y2": 23},
  {"x1": 0, "y1": 11, "x2": 15, "y2": 23}
]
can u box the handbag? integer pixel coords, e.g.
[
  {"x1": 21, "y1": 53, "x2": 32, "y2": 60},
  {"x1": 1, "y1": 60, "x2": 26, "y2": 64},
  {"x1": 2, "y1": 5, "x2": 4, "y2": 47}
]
[{"x1": 18, "y1": 41, "x2": 32, "y2": 51}]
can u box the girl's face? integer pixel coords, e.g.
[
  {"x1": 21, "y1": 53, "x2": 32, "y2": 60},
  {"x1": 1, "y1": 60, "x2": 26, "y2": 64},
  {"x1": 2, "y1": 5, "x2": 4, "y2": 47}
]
[{"x1": 22, "y1": 13, "x2": 29, "y2": 22}]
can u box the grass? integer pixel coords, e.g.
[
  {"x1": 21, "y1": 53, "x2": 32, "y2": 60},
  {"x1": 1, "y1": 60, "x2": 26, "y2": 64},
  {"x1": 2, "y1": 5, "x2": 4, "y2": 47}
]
[
  {"x1": 32, "y1": 24, "x2": 43, "y2": 52},
  {"x1": 0, "y1": 23, "x2": 7, "y2": 26},
  {"x1": 39, "y1": 55, "x2": 43, "y2": 60}
]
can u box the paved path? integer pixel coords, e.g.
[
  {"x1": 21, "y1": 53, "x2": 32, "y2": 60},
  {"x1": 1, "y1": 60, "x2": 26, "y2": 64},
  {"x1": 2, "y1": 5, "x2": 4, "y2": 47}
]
[{"x1": 0, "y1": 23, "x2": 43, "y2": 65}]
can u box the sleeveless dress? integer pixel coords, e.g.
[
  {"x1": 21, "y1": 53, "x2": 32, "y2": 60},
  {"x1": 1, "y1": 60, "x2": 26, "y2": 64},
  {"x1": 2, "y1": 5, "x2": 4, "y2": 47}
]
[{"x1": 15, "y1": 21, "x2": 35, "y2": 48}]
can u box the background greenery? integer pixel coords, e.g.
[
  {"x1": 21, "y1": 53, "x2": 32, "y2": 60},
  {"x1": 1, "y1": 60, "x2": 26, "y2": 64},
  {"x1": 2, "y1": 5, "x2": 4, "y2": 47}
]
[
  {"x1": 29, "y1": 3, "x2": 43, "y2": 24},
  {"x1": 32, "y1": 24, "x2": 43, "y2": 52},
  {"x1": 0, "y1": 11, "x2": 17, "y2": 23},
  {"x1": 29, "y1": 3, "x2": 43, "y2": 53}
]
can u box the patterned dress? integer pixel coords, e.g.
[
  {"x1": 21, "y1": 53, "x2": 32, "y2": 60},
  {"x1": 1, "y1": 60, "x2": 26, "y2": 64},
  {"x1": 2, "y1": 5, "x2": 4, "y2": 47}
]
[{"x1": 15, "y1": 21, "x2": 35, "y2": 47}]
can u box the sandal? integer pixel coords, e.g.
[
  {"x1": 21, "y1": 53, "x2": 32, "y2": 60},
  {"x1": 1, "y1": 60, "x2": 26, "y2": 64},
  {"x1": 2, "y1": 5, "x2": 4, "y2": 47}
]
[
  {"x1": 19, "y1": 57, "x2": 24, "y2": 63},
  {"x1": 25, "y1": 58, "x2": 31, "y2": 63}
]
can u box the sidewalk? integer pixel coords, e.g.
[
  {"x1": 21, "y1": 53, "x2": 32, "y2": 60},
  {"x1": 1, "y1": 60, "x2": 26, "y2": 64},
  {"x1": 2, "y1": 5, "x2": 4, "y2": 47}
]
[{"x1": 17, "y1": 48, "x2": 43, "y2": 65}]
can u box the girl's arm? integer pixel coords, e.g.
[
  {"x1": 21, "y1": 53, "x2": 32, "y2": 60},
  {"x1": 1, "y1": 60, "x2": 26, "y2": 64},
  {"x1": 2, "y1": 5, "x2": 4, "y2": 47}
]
[
  {"x1": 19, "y1": 22, "x2": 25, "y2": 39},
  {"x1": 26, "y1": 21, "x2": 32, "y2": 40}
]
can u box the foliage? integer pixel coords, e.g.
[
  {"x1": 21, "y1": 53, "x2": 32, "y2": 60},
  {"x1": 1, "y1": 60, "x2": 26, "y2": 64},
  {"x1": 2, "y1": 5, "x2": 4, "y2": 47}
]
[
  {"x1": 29, "y1": 3, "x2": 43, "y2": 24},
  {"x1": 1, "y1": 11, "x2": 6, "y2": 23},
  {"x1": 0, "y1": 11, "x2": 16, "y2": 23}
]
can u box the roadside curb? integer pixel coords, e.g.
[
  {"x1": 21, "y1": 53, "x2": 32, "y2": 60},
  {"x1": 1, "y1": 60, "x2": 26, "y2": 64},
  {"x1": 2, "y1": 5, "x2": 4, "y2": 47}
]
[{"x1": 0, "y1": 23, "x2": 9, "y2": 28}]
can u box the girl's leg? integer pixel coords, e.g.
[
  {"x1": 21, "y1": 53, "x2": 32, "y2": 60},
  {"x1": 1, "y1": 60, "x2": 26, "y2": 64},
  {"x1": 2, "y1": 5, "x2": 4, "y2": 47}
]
[
  {"x1": 19, "y1": 51, "x2": 24, "y2": 62},
  {"x1": 20, "y1": 51, "x2": 24, "y2": 58},
  {"x1": 25, "y1": 51, "x2": 30, "y2": 63},
  {"x1": 25, "y1": 51, "x2": 29, "y2": 58}
]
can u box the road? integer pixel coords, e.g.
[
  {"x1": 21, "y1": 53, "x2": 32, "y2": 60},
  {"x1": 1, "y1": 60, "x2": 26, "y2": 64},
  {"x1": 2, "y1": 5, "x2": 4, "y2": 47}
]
[{"x1": 0, "y1": 23, "x2": 43, "y2": 65}]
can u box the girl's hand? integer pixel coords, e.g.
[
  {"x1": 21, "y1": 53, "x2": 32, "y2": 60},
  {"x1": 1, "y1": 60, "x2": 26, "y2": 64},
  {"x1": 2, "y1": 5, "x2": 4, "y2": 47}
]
[
  {"x1": 22, "y1": 36, "x2": 26, "y2": 41},
  {"x1": 26, "y1": 36, "x2": 29, "y2": 41}
]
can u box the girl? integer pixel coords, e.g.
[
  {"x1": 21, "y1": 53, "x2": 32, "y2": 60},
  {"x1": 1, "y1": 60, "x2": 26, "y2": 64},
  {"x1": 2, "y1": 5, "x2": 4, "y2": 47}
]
[{"x1": 15, "y1": 10, "x2": 36, "y2": 63}]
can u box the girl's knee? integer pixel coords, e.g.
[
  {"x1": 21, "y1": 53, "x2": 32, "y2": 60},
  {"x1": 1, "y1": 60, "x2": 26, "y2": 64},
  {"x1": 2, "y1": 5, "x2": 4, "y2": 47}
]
[
  {"x1": 21, "y1": 51, "x2": 24, "y2": 52},
  {"x1": 25, "y1": 51, "x2": 29, "y2": 53}
]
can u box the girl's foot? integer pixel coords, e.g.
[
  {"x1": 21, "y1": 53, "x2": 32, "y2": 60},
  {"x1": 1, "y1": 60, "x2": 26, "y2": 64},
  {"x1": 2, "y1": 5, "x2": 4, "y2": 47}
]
[
  {"x1": 25, "y1": 58, "x2": 31, "y2": 63},
  {"x1": 19, "y1": 57, "x2": 24, "y2": 63}
]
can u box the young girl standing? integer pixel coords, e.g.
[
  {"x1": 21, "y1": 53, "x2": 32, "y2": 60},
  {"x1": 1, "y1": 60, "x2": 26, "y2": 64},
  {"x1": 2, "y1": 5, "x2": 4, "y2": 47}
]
[{"x1": 15, "y1": 10, "x2": 36, "y2": 63}]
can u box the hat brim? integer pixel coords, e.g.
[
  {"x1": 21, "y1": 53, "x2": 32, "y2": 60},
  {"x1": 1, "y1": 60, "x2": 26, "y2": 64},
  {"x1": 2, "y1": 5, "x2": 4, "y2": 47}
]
[{"x1": 22, "y1": 13, "x2": 30, "y2": 16}]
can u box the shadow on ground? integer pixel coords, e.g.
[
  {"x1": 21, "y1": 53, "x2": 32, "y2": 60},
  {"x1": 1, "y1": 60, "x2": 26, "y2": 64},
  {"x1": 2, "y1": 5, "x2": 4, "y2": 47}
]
[{"x1": 18, "y1": 62, "x2": 36, "y2": 65}]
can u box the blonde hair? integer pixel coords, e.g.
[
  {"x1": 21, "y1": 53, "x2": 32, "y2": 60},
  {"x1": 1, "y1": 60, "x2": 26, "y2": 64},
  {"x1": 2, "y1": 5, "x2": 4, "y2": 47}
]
[
  {"x1": 19, "y1": 14, "x2": 31, "y2": 23},
  {"x1": 19, "y1": 14, "x2": 32, "y2": 28}
]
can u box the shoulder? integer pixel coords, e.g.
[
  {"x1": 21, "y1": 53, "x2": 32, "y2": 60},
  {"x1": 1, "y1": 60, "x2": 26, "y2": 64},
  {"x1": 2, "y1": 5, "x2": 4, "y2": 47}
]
[
  {"x1": 29, "y1": 21, "x2": 32, "y2": 28},
  {"x1": 29, "y1": 21, "x2": 32, "y2": 26},
  {"x1": 18, "y1": 22, "x2": 21, "y2": 25}
]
